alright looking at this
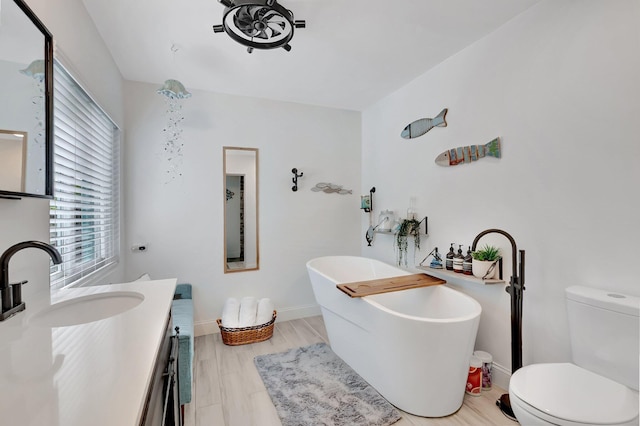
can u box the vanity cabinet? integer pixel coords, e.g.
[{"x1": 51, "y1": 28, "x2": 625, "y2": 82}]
[{"x1": 140, "y1": 312, "x2": 181, "y2": 426}]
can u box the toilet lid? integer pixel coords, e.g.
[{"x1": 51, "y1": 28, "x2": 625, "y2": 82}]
[{"x1": 510, "y1": 363, "x2": 639, "y2": 425}]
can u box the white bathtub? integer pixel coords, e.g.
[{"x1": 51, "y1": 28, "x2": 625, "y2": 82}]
[{"x1": 306, "y1": 256, "x2": 481, "y2": 417}]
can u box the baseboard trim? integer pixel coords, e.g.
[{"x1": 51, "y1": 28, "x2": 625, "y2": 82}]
[
  {"x1": 491, "y1": 361, "x2": 511, "y2": 391},
  {"x1": 194, "y1": 304, "x2": 322, "y2": 337},
  {"x1": 194, "y1": 319, "x2": 218, "y2": 337},
  {"x1": 274, "y1": 304, "x2": 322, "y2": 322}
]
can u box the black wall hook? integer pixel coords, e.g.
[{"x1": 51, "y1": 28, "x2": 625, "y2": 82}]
[{"x1": 291, "y1": 168, "x2": 303, "y2": 191}]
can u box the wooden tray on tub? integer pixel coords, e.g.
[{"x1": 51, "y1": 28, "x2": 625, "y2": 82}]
[{"x1": 337, "y1": 273, "x2": 446, "y2": 298}]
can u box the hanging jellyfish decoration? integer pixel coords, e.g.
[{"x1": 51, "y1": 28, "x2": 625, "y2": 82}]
[
  {"x1": 157, "y1": 79, "x2": 191, "y2": 182},
  {"x1": 20, "y1": 60, "x2": 46, "y2": 187}
]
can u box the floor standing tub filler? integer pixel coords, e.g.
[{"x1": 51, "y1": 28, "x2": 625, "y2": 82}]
[{"x1": 306, "y1": 256, "x2": 482, "y2": 417}]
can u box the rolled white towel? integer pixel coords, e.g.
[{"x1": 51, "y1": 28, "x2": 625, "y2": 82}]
[
  {"x1": 238, "y1": 296, "x2": 258, "y2": 327},
  {"x1": 256, "y1": 298, "x2": 274, "y2": 325},
  {"x1": 221, "y1": 298, "x2": 240, "y2": 328}
]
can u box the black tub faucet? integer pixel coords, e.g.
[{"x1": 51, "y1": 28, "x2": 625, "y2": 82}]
[
  {"x1": 471, "y1": 228, "x2": 525, "y2": 421},
  {"x1": 0, "y1": 241, "x2": 62, "y2": 321}
]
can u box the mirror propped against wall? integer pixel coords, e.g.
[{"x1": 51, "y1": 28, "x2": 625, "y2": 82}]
[
  {"x1": 223, "y1": 147, "x2": 259, "y2": 273},
  {"x1": 0, "y1": 0, "x2": 54, "y2": 199}
]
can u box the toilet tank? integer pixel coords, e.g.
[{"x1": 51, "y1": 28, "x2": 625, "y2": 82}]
[{"x1": 566, "y1": 285, "x2": 640, "y2": 391}]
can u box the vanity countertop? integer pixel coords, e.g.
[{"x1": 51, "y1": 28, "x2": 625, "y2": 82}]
[{"x1": 0, "y1": 279, "x2": 177, "y2": 426}]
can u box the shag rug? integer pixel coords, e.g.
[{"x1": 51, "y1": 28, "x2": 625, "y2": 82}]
[{"x1": 253, "y1": 342, "x2": 401, "y2": 426}]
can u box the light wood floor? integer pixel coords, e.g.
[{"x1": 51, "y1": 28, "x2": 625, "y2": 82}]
[{"x1": 183, "y1": 316, "x2": 517, "y2": 426}]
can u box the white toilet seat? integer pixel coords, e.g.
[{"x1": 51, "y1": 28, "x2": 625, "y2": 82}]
[
  {"x1": 510, "y1": 392, "x2": 596, "y2": 426},
  {"x1": 509, "y1": 363, "x2": 639, "y2": 426}
]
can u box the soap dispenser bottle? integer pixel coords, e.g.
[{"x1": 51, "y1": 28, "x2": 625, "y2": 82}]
[
  {"x1": 446, "y1": 244, "x2": 455, "y2": 271},
  {"x1": 463, "y1": 246, "x2": 473, "y2": 275},
  {"x1": 453, "y1": 245, "x2": 464, "y2": 273}
]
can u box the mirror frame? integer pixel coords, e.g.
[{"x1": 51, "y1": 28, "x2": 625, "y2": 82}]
[
  {"x1": 0, "y1": 0, "x2": 54, "y2": 200},
  {"x1": 223, "y1": 147, "x2": 259, "y2": 273}
]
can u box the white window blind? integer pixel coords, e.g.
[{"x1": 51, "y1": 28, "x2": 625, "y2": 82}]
[{"x1": 49, "y1": 61, "x2": 120, "y2": 288}]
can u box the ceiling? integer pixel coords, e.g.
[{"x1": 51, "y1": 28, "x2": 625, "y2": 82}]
[{"x1": 81, "y1": 0, "x2": 540, "y2": 111}]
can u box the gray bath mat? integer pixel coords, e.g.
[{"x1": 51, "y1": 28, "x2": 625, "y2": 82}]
[{"x1": 254, "y1": 342, "x2": 401, "y2": 426}]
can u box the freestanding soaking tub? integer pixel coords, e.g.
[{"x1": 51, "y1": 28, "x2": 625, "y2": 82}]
[{"x1": 306, "y1": 256, "x2": 482, "y2": 417}]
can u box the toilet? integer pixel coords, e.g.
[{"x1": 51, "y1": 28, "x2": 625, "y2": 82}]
[{"x1": 509, "y1": 286, "x2": 639, "y2": 425}]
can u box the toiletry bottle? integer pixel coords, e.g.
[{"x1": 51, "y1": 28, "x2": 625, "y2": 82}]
[
  {"x1": 463, "y1": 246, "x2": 473, "y2": 275},
  {"x1": 453, "y1": 245, "x2": 464, "y2": 273},
  {"x1": 466, "y1": 356, "x2": 483, "y2": 396},
  {"x1": 430, "y1": 247, "x2": 443, "y2": 269},
  {"x1": 446, "y1": 244, "x2": 455, "y2": 271}
]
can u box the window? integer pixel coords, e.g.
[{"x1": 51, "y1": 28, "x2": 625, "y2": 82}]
[{"x1": 49, "y1": 61, "x2": 120, "y2": 288}]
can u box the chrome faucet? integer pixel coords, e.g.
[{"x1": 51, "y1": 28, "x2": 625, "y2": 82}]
[
  {"x1": 0, "y1": 241, "x2": 62, "y2": 321},
  {"x1": 471, "y1": 228, "x2": 525, "y2": 421}
]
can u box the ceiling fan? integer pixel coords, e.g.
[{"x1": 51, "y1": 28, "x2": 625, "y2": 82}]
[{"x1": 212, "y1": 0, "x2": 306, "y2": 53}]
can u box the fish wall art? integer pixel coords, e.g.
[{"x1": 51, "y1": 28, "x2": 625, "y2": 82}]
[
  {"x1": 311, "y1": 183, "x2": 353, "y2": 194},
  {"x1": 401, "y1": 108, "x2": 448, "y2": 139},
  {"x1": 435, "y1": 137, "x2": 501, "y2": 167}
]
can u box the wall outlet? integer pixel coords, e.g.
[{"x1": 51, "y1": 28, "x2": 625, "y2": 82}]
[{"x1": 131, "y1": 244, "x2": 148, "y2": 252}]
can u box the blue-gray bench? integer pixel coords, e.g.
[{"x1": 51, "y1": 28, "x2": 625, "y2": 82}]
[{"x1": 172, "y1": 283, "x2": 194, "y2": 407}]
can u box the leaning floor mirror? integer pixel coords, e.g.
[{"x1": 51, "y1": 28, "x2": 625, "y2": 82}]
[{"x1": 223, "y1": 147, "x2": 259, "y2": 273}]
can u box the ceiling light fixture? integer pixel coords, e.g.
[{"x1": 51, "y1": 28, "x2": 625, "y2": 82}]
[
  {"x1": 212, "y1": 0, "x2": 305, "y2": 54},
  {"x1": 20, "y1": 59, "x2": 45, "y2": 82},
  {"x1": 156, "y1": 44, "x2": 191, "y2": 183},
  {"x1": 157, "y1": 79, "x2": 192, "y2": 99}
]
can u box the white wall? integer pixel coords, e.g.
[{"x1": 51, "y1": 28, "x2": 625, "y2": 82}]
[
  {"x1": 361, "y1": 0, "x2": 640, "y2": 388},
  {"x1": 123, "y1": 81, "x2": 361, "y2": 334},
  {"x1": 0, "y1": 0, "x2": 125, "y2": 303}
]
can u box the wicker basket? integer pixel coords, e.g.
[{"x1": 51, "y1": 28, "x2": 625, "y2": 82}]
[{"x1": 217, "y1": 310, "x2": 277, "y2": 346}]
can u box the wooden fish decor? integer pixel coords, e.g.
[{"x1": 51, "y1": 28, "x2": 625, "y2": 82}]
[
  {"x1": 435, "y1": 137, "x2": 501, "y2": 167},
  {"x1": 401, "y1": 108, "x2": 448, "y2": 139}
]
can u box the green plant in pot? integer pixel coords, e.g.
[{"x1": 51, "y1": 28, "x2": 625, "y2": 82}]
[
  {"x1": 471, "y1": 244, "x2": 501, "y2": 279},
  {"x1": 395, "y1": 219, "x2": 421, "y2": 267}
]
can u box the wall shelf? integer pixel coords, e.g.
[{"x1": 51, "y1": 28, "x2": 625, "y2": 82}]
[
  {"x1": 415, "y1": 265, "x2": 505, "y2": 285},
  {"x1": 374, "y1": 216, "x2": 428, "y2": 236}
]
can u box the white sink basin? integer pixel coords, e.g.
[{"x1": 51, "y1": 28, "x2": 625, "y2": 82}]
[{"x1": 30, "y1": 291, "x2": 145, "y2": 327}]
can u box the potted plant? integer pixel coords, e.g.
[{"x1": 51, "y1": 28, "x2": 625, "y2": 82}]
[
  {"x1": 395, "y1": 218, "x2": 421, "y2": 267},
  {"x1": 471, "y1": 244, "x2": 501, "y2": 279}
]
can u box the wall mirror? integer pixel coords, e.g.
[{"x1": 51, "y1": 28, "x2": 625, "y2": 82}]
[
  {"x1": 0, "y1": 0, "x2": 54, "y2": 199},
  {"x1": 223, "y1": 147, "x2": 259, "y2": 273}
]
